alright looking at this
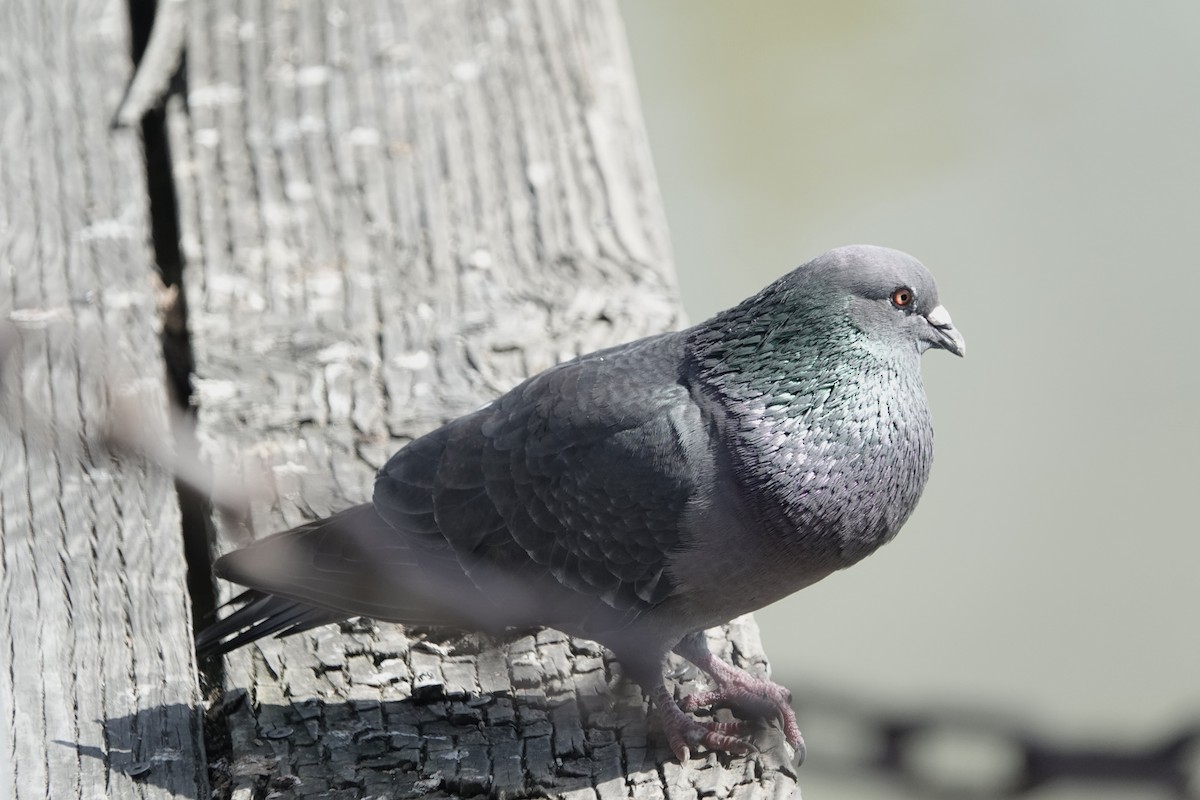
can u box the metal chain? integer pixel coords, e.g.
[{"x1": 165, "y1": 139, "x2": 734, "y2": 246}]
[{"x1": 791, "y1": 687, "x2": 1200, "y2": 797}]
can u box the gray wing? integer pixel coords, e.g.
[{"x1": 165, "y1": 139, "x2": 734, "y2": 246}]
[
  {"x1": 374, "y1": 331, "x2": 714, "y2": 634},
  {"x1": 203, "y1": 332, "x2": 714, "y2": 653}
]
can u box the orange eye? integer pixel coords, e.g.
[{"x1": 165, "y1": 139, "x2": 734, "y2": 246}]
[{"x1": 890, "y1": 288, "x2": 914, "y2": 308}]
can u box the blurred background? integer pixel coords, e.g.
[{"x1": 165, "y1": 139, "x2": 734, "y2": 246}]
[{"x1": 617, "y1": 2, "x2": 1200, "y2": 798}]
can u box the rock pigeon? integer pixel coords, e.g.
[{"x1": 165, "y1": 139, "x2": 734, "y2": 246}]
[{"x1": 198, "y1": 244, "x2": 964, "y2": 762}]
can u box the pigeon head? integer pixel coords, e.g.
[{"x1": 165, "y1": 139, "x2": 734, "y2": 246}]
[
  {"x1": 805, "y1": 244, "x2": 966, "y2": 358},
  {"x1": 689, "y1": 244, "x2": 964, "y2": 385}
]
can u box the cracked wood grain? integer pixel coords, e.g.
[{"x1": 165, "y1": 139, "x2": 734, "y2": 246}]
[{"x1": 0, "y1": 1, "x2": 205, "y2": 798}]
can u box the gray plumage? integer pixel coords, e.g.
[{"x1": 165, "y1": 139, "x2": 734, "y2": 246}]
[{"x1": 199, "y1": 244, "x2": 964, "y2": 761}]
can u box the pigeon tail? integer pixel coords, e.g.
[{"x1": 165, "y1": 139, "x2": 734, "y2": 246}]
[
  {"x1": 198, "y1": 504, "x2": 480, "y2": 654},
  {"x1": 195, "y1": 591, "x2": 346, "y2": 656}
]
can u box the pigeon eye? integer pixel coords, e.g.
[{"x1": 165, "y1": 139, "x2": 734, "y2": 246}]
[{"x1": 890, "y1": 288, "x2": 914, "y2": 309}]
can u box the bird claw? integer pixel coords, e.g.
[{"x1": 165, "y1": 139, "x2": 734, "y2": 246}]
[
  {"x1": 651, "y1": 683, "x2": 757, "y2": 761},
  {"x1": 680, "y1": 677, "x2": 805, "y2": 757},
  {"x1": 651, "y1": 644, "x2": 805, "y2": 761},
  {"x1": 661, "y1": 707, "x2": 757, "y2": 762}
]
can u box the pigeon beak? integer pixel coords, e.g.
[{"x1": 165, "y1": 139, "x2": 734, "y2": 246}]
[{"x1": 924, "y1": 305, "x2": 966, "y2": 357}]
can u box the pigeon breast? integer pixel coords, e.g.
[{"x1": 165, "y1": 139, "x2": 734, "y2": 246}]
[{"x1": 685, "y1": 280, "x2": 935, "y2": 581}]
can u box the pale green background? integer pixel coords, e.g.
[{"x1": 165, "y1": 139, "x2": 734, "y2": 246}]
[{"x1": 618, "y1": 2, "x2": 1200, "y2": 797}]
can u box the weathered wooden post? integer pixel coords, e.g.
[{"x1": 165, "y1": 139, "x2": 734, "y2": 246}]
[{"x1": 177, "y1": 1, "x2": 799, "y2": 795}]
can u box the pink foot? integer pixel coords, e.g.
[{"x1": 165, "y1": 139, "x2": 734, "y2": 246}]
[
  {"x1": 679, "y1": 678, "x2": 803, "y2": 751},
  {"x1": 650, "y1": 684, "x2": 754, "y2": 762},
  {"x1": 675, "y1": 637, "x2": 805, "y2": 761}
]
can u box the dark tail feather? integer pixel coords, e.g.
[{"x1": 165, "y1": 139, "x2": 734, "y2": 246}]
[
  {"x1": 195, "y1": 503, "x2": 462, "y2": 656},
  {"x1": 195, "y1": 502, "x2": 628, "y2": 656},
  {"x1": 196, "y1": 590, "x2": 347, "y2": 656}
]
